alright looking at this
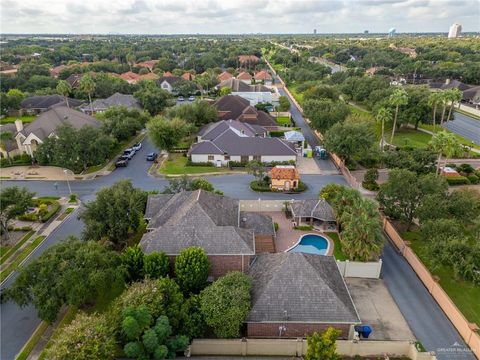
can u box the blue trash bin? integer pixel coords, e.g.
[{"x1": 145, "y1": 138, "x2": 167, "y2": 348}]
[{"x1": 360, "y1": 325, "x2": 372, "y2": 338}]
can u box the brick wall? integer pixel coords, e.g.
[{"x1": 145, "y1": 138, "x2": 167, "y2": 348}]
[
  {"x1": 169, "y1": 254, "x2": 251, "y2": 280},
  {"x1": 247, "y1": 323, "x2": 351, "y2": 339}
]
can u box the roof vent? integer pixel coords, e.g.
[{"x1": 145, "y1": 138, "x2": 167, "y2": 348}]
[
  {"x1": 242, "y1": 217, "x2": 247, "y2": 222},
  {"x1": 64, "y1": 116, "x2": 68, "y2": 120},
  {"x1": 283, "y1": 310, "x2": 288, "y2": 320}
]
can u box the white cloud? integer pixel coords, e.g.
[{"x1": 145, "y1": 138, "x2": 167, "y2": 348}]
[{"x1": 0, "y1": 0, "x2": 478, "y2": 34}]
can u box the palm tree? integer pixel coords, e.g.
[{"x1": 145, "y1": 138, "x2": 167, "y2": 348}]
[
  {"x1": 79, "y1": 74, "x2": 96, "y2": 115},
  {"x1": 439, "y1": 90, "x2": 449, "y2": 127},
  {"x1": 389, "y1": 88, "x2": 408, "y2": 143},
  {"x1": 429, "y1": 131, "x2": 461, "y2": 175},
  {"x1": 56, "y1": 80, "x2": 72, "y2": 108},
  {"x1": 428, "y1": 91, "x2": 443, "y2": 132},
  {"x1": 126, "y1": 53, "x2": 136, "y2": 72},
  {"x1": 376, "y1": 107, "x2": 392, "y2": 152},
  {"x1": 446, "y1": 88, "x2": 462, "y2": 122}
]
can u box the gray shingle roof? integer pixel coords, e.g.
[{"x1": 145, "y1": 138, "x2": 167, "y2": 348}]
[
  {"x1": 199, "y1": 120, "x2": 266, "y2": 140},
  {"x1": 79, "y1": 93, "x2": 141, "y2": 112},
  {"x1": 240, "y1": 212, "x2": 274, "y2": 236},
  {"x1": 247, "y1": 253, "x2": 360, "y2": 324},
  {"x1": 20, "y1": 95, "x2": 84, "y2": 110},
  {"x1": 140, "y1": 190, "x2": 258, "y2": 255},
  {"x1": 290, "y1": 199, "x2": 335, "y2": 222},
  {"x1": 19, "y1": 106, "x2": 102, "y2": 141}
]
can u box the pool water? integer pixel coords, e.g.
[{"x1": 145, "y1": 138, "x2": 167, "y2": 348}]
[{"x1": 288, "y1": 234, "x2": 328, "y2": 255}]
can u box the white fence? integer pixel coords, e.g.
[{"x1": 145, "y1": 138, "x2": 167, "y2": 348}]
[
  {"x1": 188, "y1": 338, "x2": 436, "y2": 360},
  {"x1": 239, "y1": 199, "x2": 288, "y2": 212},
  {"x1": 337, "y1": 260, "x2": 383, "y2": 279}
]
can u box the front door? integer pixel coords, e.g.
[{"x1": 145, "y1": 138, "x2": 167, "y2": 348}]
[{"x1": 285, "y1": 181, "x2": 291, "y2": 191}]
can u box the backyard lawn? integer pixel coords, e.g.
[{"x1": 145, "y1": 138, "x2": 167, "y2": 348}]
[
  {"x1": 0, "y1": 115, "x2": 35, "y2": 125},
  {"x1": 159, "y1": 153, "x2": 232, "y2": 175},
  {"x1": 403, "y1": 231, "x2": 480, "y2": 325},
  {"x1": 325, "y1": 232, "x2": 348, "y2": 261},
  {"x1": 276, "y1": 116, "x2": 292, "y2": 126}
]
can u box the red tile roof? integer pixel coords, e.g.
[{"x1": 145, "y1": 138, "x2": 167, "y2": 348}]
[
  {"x1": 237, "y1": 71, "x2": 252, "y2": 80},
  {"x1": 218, "y1": 71, "x2": 233, "y2": 82},
  {"x1": 238, "y1": 55, "x2": 260, "y2": 63},
  {"x1": 270, "y1": 166, "x2": 300, "y2": 180},
  {"x1": 254, "y1": 70, "x2": 272, "y2": 81}
]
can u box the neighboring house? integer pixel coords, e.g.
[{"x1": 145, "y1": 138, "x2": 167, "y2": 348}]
[
  {"x1": 270, "y1": 165, "x2": 300, "y2": 191},
  {"x1": 20, "y1": 95, "x2": 84, "y2": 114},
  {"x1": 254, "y1": 70, "x2": 273, "y2": 85},
  {"x1": 246, "y1": 252, "x2": 360, "y2": 337},
  {"x1": 49, "y1": 65, "x2": 68, "y2": 78},
  {"x1": 163, "y1": 71, "x2": 173, "y2": 77},
  {"x1": 66, "y1": 73, "x2": 97, "y2": 89},
  {"x1": 14, "y1": 106, "x2": 102, "y2": 156},
  {"x1": 217, "y1": 71, "x2": 234, "y2": 82},
  {"x1": 463, "y1": 85, "x2": 480, "y2": 105},
  {"x1": 136, "y1": 60, "x2": 159, "y2": 71},
  {"x1": 237, "y1": 71, "x2": 252, "y2": 84},
  {"x1": 0, "y1": 62, "x2": 18, "y2": 76},
  {"x1": 189, "y1": 119, "x2": 297, "y2": 166},
  {"x1": 289, "y1": 199, "x2": 336, "y2": 228},
  {"x1": 120, "y1": 71, "x2": 159, "y2": 84},
  {"x1": 213, "y1": 95, "x2": 277, "y2": 126},
  {"x1": 140, "y1": 190, "x2": 275, "y2": 278},
  {"x1": 79, "y1": 93, "x2": 141, "y2": 114},
  {"x1": 440, "y1": 166, "x2": 461, "y2": 177},
  {"x1": 215, "y1": 79, "x2": 275, "y2": 105},
  {"x1": 181, "y1": 72, "x2": 195, "y2": 81},
  {"x1": 157, "y1": 76, "x2": 183, "y2": 93}
]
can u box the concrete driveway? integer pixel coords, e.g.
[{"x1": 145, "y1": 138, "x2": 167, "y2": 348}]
[
  {"x1": 296, "y1": 156, "x2": 321, "y2": 174},
  {"x1": 346, "y1": 278, "x2": 414, "y2": 341}
]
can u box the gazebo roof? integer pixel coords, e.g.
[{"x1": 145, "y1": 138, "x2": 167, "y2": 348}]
[{"x1": 284, "y1": 130, "x2": 305, "y2": 142}]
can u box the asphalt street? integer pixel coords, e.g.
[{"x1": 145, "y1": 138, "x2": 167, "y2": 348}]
[
  {"x1": 0, "y1": 208, "x2": 84, "y2": 360},
  {"x1": 443, "y1": 111, "x2": 480, "y2": 145}
]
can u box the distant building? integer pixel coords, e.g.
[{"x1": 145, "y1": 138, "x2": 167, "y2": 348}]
[
  {"x1": 448, "y1": 23, "x2": 462, "y2": 38},
  {"x1": 388, "y1": 28, "x2": 396, "y2": 37},
  {"x1": 364, "y1": 30, "x2": 369, "y2": 34},
  {"x1": 313, "y1": 29, "x2": 317, "y2": 35}
]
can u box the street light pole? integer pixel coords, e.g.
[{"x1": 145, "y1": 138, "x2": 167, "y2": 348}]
[{"x1": 63, "y1": 169, "x2": 72, "y2": 195}]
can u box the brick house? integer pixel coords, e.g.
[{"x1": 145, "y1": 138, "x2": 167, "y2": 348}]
[
  {"x1": 270, "y1": 165, "x2": 300, "y2": 191},
  {"x1": 140, "y1": 190, "x2": 275, "y2": 279},
  {"x1": 246, "y1": 253, "x2": 360, "y2": 338}
]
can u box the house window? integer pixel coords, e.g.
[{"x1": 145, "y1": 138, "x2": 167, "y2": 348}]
[
  {"x1": 241, "y1": 156, "x2": 249, "y2": 163},
  {"x1": 224, "y1": 155, "x2": 230, "y2": 160},
  {"x1": 253, "y1": 155, "x2": 261, "y2": 161},
  {"x1": 208, "y1": 155, "x2": 214, "y2": 161},
  {"x1": 162, "y1": 84, "x2": 168, "y2": 89}
]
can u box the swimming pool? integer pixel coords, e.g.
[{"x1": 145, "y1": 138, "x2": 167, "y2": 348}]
[{"x1": 287, "y1": 234, "x2": 329, "y2": 255}]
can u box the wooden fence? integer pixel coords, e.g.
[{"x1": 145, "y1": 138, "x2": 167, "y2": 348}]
[
  {"x1": 189, "y1": 338, "x2": 436, "y2": 360},
  {"x1": 383, "y1": 219, "x2": 480, "y2": 359}
]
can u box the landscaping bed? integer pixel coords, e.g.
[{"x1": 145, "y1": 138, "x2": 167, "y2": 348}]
[
  {"x1": 18, "y1": 197, "x2": 61, "y2": 223},
  {"x1": 276, "y1": 116, "x2": 292, "y2": 126},
  {"x1": 250, "y1": 180, "x2": 307, "y2": 193},
  {"x1": 0, "y1": 115, "x2": 35, "y2": 125}
]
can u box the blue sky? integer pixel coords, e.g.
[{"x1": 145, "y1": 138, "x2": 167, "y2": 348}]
[{"x1": 1, "y1": 0, "x2": 479, "y2": 34}]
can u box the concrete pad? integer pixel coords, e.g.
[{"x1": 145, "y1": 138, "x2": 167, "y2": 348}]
[
  {"x1": 346, "y1": 278, "x2": 415, "y2": 341},
  {"x1": 296, "y1": 156, "x2": 321, "y2": 174}
]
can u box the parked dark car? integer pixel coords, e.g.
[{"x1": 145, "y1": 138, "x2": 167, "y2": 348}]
[
  {"x1": 146, "y1": 152, "x2": 158, "y2": 161},
  {"x1": 115, "y1": 159, "x2": 128, "y2": 168},
  {"x1": 120, "y1": 154, "x2": 130, "y2": 161}
]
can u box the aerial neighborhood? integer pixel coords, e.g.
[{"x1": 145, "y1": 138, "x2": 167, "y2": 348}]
[{"x1": 0, "y1": 5, "x2": 479, "y2": 360}]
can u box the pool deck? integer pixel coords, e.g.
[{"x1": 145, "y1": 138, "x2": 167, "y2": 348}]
[{"x1": 263, "y1": 211, "x2": 334, "y2": 255}]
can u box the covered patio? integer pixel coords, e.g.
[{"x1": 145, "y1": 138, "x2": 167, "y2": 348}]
[{"x1": 289, "y1": 199, "x2": 337, "y2": 231}]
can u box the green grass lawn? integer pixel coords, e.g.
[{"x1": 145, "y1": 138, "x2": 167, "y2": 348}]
[
  {"x1": 325, "y1": 232, "x2": 348, "y2": 261},
  {"x1": 0, "y1": 115, "x2": 35, "y2": 125},
  {"x1": 418, "y1": 123, "x2": 480, "y2": 150},
  {"x1": 276, "y1": 116, "x2": 291, "y2": 126},
  {"x1": 403, "y1": 230, "x2": 480, "y2": 325},
  {"x1": 159, "y1": 153, "x2": 230, "y2": 175},
  {"x1": 0, "y1": 231, "x2": 34, "y2": 265}
]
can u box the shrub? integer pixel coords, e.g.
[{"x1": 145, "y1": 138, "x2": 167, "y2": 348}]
[
  {"x1": 269, "y1": 130, "x2": 287, "y2": 137},
  {"x1": 446, "y1": 176, "x2": 470, "y2": 186},
  {"x1": 39, "y1": 201, "x2": 61, "y2": 222},
  {"x1": 69, "y1": 193, "x2": 77, "y2": 203},
  {"x1": 294, "y1": 225, "x2": 314, "y2": 231},
  {"x1": 185, "y1": 159, "x2": 214, "y2": 167},
  {"x1": 467, "y1": 174, "x2": 479, "y2": 184},
  {"x1": 362, "y1": 181, "x2": 379, "y2": 191},
  {"x1": 175, "y1": 247, "x2": 210, "y2": 294},
  {"x1": 200, "y1": 272, "x2": 252, "y2": 338},
  {"x1": 47, "y1": 313, "x2": 116, "y2": 360},
  {"x1": 143, "y1": 252, "x2": 170, "y2": 279},
  {"x1": 278, "y1": 96, "x2": 291, "y2": 111},
  {"x1": 274, "y1": 222, "x2": 279, "y2": 231},
  {"x1": 250, "y1": 180, "x2": 271, "y2": 192},
  {"x1": 457, "y1": 163, "x2": 475, "y2": 175},
  {"x1": 305, "y1": 327, "x2": 341, "y2": 360},
  {"x1": 122, "y1": 245, "x2": 145, "y2": 283}
]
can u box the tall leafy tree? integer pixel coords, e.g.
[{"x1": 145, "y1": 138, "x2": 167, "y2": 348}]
[
  {"x1": 429, "y1": 131, "x2": 462, "y2": 175},
  {"x1": 200, "y1": 272, "x2": 252, "y2": 338},
  {"x1": 134, "y1": 81, "x2": 171, "y2": 115},
  {"x1": 2, "y1": 238, "x2": 122, "y2": 323},
  {"x1": 79, "y1": 180, "x2": 147, "y2": 247},
  {"x1": 166, "y1": 100, "x2": 217, "y2": 127},
  {"x1": 428, "y1": 91, "x2": 443, "y2": 132},
  {"x1": 79, "y1": 74, "x2": 96, "y2": 114},
  {"x1": 175, "y1": 247, "x2": 210, "y2": 294},
  {"x1": 303, "y1": 98, "x2": 350, "y2": 132},
  {"x1": 126, "y1": 52, "x2": 136, "y2": 72},
  {"x1": 388, "y1": 88, "x2": 408, "y2": 143},
  {"x1": 56, "y1": 80, "x2": 72, "y2": 108},
  {"x1": 446, "y1": 88, "x2": 462, "y2": 122},
  {"x1": 147, "y1": 116, "x2": 191, "y2": 152},
  {"x1": 0, "y1": 187, "x2": 34, "y2": 241}
]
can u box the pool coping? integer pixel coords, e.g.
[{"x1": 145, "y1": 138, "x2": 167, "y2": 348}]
[{"x1": 284, "y1": 232, "x2": 334, "y2": 256}]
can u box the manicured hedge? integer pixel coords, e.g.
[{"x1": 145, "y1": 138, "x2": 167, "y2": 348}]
[
  {"x1": 467, "y1": 174, "x2": 479, "y2": 184},
  {"x1": 186, "y1": 159, "x2": 214, "y2": 167},
  {"x1": 362, "y1": 181, "x2": 379, "y2": 191},
  {"x1": 0, "y1": 154, "x2": 32, "y2": 168},
  {"x1": 446, "y1": 176, "x2": 470, "y2": 186},
  {"x1": 229, "y1": 160, "x2": 295, "y2": 168}
]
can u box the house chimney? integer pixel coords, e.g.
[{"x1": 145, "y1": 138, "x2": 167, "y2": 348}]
[
  {"x1": 445, "y1": 78, "x2": 451, "y2": 85},
  {"x1": 14, "y1": 119, "x2": 23, "y2": 132}
]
